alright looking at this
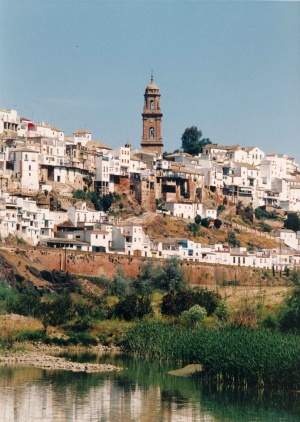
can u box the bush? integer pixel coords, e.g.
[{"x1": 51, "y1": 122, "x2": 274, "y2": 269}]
[
  {"x1": 6, "y1": 288, "x2": 41, "y2": 317},
  {"x1": 258, "y1": 222, "x2": 272, "y2": 233},
  {"x1": 214, "y1": 301, "x2": 231, "y2": 322},
  {"x1": 217, "y1": 205, "x2": 226, "y2": 216},
  {"x1": 112, "y1": 294, "x2": 153, "y2": 321},
  {"x1": 201, "y1": 218, "x2": 210, "y2": 228},
  {"x1": 160, "y1": 288, "x2": 221, "y2": 317},
  {"x1": 180, "y1": 305, "x2": 207, "y2": 327},
  {"x1": 16, "y1": 329, "x2": 46, "y2": 342},
  {"x1": 226, "y1": 231, "x2": 241, "y2": 247},
  {"x1": 194, "y1": 214, "x2": 201, "y2": 225},
  {"x1": 39, "y1": 293, "x2": 75, "y2": 330},
  {"x1": 187, "y1": 223, "x2": 200, "y2": 236},
  {"x1": 108, "y1": 268, "x2": 132, "y2": 297},
  {"x1": 214, "y1": 219, "x2": 222, "y2": 229},
  {"x1": 152, "y1": 257, "x2": 187, "y2": 292},
  {"x1": 279, "y1": 287, "x2": 300, "y2": 331}
]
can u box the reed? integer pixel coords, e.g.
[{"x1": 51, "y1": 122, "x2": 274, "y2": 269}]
[{"x1": 122, "y1": 320, "x2": 300, "y2": 389}]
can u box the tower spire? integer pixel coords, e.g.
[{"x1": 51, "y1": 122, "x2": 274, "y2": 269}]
[{"x1": 141, "y1": 76, "x2": 163, "y2": 155}]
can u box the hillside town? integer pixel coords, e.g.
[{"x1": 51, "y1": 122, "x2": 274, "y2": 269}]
[{"x1": 1, "y1": 78, "x2": 300, "y2": 271}]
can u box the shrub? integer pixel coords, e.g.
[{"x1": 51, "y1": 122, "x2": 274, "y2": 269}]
[
  {"x1": 108, "y1": 267, "x2": 132, "y2": 297},
  {"x1": 153, "y1": 257, "x2": 187, "y2": 292},
  {"x1": 217, "y1": 205, "x2": 226, "y2": 216},
  {"x1": 0, "y1": 326, "x2": 15, "y2": 350},
  {"x1": 201, "y1": 218, "x2": 210, "y2": 228},
  {"x1": 16, "y1": 329, "x2": 46, "y2": 342},
  {"x1": 187, "y1": 223, "x2": 200, "y2": 236},
  {"x1": 181, "y1": 305, "x2": 207, "y2": 327},
  {"x1": 194, "y1": 214, "x2": 201, "y2": 225},
  {"x1": 214, "y1": 219, "x2": 222, "y2": 229},
  {"x1": 214, "y1": 301, "x2": 231, "y2": 322},
  {"x1": 6, "y1": 288, "x2": 41, "y2": 317},
  {"x1": 226, "y1": 231, "x2": 241, "y2": 247},
  {"x1": 112, "y1": 294, "x2": 153, "y2": 321},
  {"x1": 279, "y1": 287, "x2": 300, "y2": 331},
  {"x1": 258, "y1": 222, "x2": 272, "y2": 233},
  {"x1": 160, "y1": 288, "x2": 221, "y2": 317}
]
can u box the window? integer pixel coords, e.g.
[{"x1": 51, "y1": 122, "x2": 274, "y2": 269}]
[
  {"x1": 150, "y1": 100, "x2": 154, "y2": 110},
  {"x1": 149, "y1": 127, "x2": 154, "y2": 139}
]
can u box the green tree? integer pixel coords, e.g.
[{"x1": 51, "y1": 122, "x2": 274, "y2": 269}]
[
  {"x1": 109, "y1": 267, "x2": 132, "y2": 297},
  {"x1": 214, "y1": 219, "x2": 222, "y2": 229},
  {"x1": 201, "y1": 218, "x2": 210, "y2": 228},
  {"x1": 153, "y1": 257, "x2": 187, "y2": 291},
  {"x1": 112, "y1": 294, "x2": 153, "y2": 321},
  {"x1": 181, "y1": 126, "x2": 211, "y2": 155},
  {"x1": 132, "y1": 261, "x2": 156, "y2": 295},
  {"x1": 187, "y1": 223, "x2": 200, "y2": 236},
  {"x1": 284, "y1": 213, "x2": 300, "y2": 232},
  {"x1": 101, "y1": 193, "x2": 114, "y2": 212},
  {"x1": 280, "y1": 287, "x2": 300, "y2": 331},
  {"x1": 194, "y1": 214, "x2": 201, "y2": 225},
  {"x1": 226, "y1": 231, "x2": 241, "y2": 247}
]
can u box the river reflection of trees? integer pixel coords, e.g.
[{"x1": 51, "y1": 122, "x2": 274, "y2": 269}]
[{"x1": 0, "y1": 354, "x2": 299, "y2": 421}]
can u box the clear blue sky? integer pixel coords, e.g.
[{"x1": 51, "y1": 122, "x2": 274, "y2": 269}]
[{"x1": 1, "y1": 1, "x2": 300, "y2": 163}]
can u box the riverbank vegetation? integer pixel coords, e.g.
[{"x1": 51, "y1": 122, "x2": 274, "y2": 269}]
[
  {"x1": 122, "y1": 320, "x2": 300, "y2": 389},
  {"x1": 0, "y1": 258, "x2": 299, "y2": 389}
]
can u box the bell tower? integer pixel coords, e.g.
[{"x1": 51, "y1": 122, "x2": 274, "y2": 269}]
[{"x1": 141, "y1": 74, "x2": 163, "y2": 155}]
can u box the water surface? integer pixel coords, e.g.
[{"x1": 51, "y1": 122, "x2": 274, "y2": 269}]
[{"x1": 0, "y1": 353, "x2": 299, "y2": 422}]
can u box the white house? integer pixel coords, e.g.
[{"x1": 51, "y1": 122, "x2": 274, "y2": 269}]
[
  {"x1": 8, "y1": 147, "x2": 39, "y2": 190},
  {"x1": 67, "y1": 202, "x2": 107, "y2": 226}
]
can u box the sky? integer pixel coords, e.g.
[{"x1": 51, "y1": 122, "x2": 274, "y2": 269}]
[{"x1": 1, "y1": 1, "x2": 300, "y2": 164}]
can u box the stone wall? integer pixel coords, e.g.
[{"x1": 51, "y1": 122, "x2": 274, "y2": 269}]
[{"x1": 23, "y1": 247, "x2": 266, "y2": 286}]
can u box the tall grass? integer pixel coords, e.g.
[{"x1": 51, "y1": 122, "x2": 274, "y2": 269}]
[{"x1": 122, "y1": 320, "x2": 300, "y2": 389}]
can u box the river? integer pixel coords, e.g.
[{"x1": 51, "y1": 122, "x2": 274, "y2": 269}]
[{"x1": 0, "y1": 352, "x2": 299, "y2": 422}]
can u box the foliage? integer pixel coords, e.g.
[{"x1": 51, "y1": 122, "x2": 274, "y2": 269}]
[
  {"x1": 122, "y1": 320, "x2": 300, "y2": 389},
  {"x1": 132, "y1": 261, "x2": 156, "y2": 295},
  {"x1": 194, "y1": 214, "x2": 201, "y2": 225},
  {"x1": 187, "y1": 223, "x2": 200, "y2": 236},
  {"x1": 160, "y1": 288, "x2": 221, "y2": 317},
  {"x1": 214, "y1": 219, "x2": 222, "y2": 229},
  {"x1": 153, "y1": 257, "x2": 187, "y2": 292},
  {"x1": 101, "y1": 193, "x2": 114, "y2": 212},
  {"x1": 229, "y1": 297, "x2": 263, "y2": 328},
  {"x1": 214, "y1": 301, "x2": 231, "y2": 322},
  {"x1": 6, "y1": 288, "x2": 41, "y2": 318},
  {"x1": 201, "y1": 218, "x2": 210, "y2": 228},
  {"x1": 217, "y1": 205, "x2": 226, "y2": 216},
  {"x1": 39, "y1": 293, "x2": 75, "y2": 330},
  {"x1": 16, "y1": 329, "x2": 46, "y2": 342},
  {"x1": 108, "y1": 267, "x2": 132, "y2": 297},
  {"x1": 279, "y1": 287, "x2": 300, "y2": 331},
  {"x1": 180, "y1": 305, "x2": 207, "y2": 327},
  {"x1": 258, "y1": 222, "x2": 272, "y2": 233},
  {"x1": 244, "y1": 205, "x2": 253, "y2": 213},
  {"x1": 73, "y1": 189, "x2": 102, "y2": 210},
  {"x1": 181, "y1": 126, "x2": 211, "y2": 155},
  {"x1": 112, "y1": 294, "x2": 153, "y2": 321},
  {"x1": 236, "y1": 201, "x2": 243, "y2": 211},
  {"x1": 226, "y1": 231, "x2": 241, "y2": 247},
  {"x1": 0, "y1": 281, "x2": 16, "y2": 314},
  {"x1": 283, "y1": 213, "x2": 300, "y2": 232},
  {"x1": 156, "y1": 198, "x2": 165, "y2": 211},
  {"x1": 254, "y1": 208, "x2": 278, "y2": 220}
]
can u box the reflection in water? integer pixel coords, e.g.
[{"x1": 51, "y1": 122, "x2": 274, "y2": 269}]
[{"x1": 0, "y1": 354, "x2": 299, "y2": 422}]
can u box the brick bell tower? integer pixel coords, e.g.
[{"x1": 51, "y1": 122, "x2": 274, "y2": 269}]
[{"x1": 141, "y1": 74, "x2": 163, "y2": 154}]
